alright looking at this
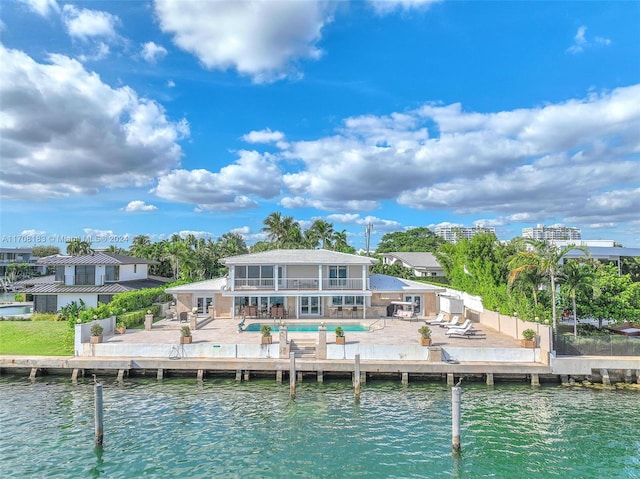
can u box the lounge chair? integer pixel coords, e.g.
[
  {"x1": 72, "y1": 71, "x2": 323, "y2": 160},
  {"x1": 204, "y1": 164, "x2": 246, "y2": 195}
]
[
  {"x1": 445, "y1": 319, "x2": 471, "y2": 330},
  {"x1": 426, "y1": 313, "x2": 445, "y2": 325},
  {"x1": 445, "y1": 323, "x2": 476, "y2": 338},
  {"x1": 439, "y1": 315, "x2": 460, "y2": 328}
]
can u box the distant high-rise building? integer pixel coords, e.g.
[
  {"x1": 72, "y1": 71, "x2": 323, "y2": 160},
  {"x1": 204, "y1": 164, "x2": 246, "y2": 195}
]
[
  {"x1": 522, "y1": 224, "x2": 581, "y2": 241},
  {"x1": 435, "y1": 225, "x2": 496, "y2": 243}
]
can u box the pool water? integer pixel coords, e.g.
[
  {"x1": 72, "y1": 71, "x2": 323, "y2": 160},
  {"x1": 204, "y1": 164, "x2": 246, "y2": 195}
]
[
  {"x1": 0, "y1": 305, "x2": 32, "y2": 316},
  {"x1": 244, "y1": 322, "x2": 369, "y2": 332}
]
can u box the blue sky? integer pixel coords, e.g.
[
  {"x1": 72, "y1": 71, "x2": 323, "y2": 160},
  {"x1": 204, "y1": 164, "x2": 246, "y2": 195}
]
[{"x1": 1, "y1": 0, "x2": 639, "y2": 251}]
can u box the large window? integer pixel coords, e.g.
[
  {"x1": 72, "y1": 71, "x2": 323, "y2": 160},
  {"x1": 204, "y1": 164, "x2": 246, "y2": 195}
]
[
  {"x1": 235, "y1": 265, "x2": 276, "y2": 287},
  {"x1": 98, "y1": 294, "x2": 114, "y2": 304},
  {"x1": 331, "y1": 296, "x2": 364, "y2": 306},
  {"x1": 74, "y1": 265, "x2": 95, "y2": 285},
  {"x1": 55, "y1": 266, "x2": 64, "y2": 282},
  {"x1": 34, "y1": 295, "x2": 57, "y2": 313},
  {"x1": 105, "y1": 265, "x2": 119, "y2": 282},
  {"x1": 328, "y1": 266, "x2": 347, "y2": 287}
]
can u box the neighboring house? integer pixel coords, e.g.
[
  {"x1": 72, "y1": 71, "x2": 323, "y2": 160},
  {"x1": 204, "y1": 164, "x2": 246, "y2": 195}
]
[
  {"x1": 562, "y1": 246, "x2": 640, "y2": 276},
  {"x1": 28, "y1": 252, "x2": 166, "y2": 312},
  {"x1": 166, "y1": 249, "x2": 445, "y2": 319},
  {"x1": 380, "y1": 252, "x2": 445, "y2": 278},
  {"x1": 0, "y1": 248, "x2": 46, "y2": 279}
]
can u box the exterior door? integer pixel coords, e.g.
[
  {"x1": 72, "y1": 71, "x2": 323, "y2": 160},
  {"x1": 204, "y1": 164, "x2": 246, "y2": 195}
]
[
  {"x1": 404, "y1": 295, "x2": 422, "y2": 314},
  {"x1": 300, "y1": 296, "x2": 320, "y2": 315}
]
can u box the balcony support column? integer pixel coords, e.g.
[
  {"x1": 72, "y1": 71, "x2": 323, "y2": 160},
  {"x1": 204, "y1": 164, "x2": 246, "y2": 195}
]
[{"x1": 318, "y1": 265, "x2": 323, "y2": 291}]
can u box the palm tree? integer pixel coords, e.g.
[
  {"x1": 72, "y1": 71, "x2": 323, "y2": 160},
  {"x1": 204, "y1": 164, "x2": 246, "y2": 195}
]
[
  {"x1": 129, "y1": 235, "x2": 152, "y2": 258},
  {"x1": 66, "y1": 238, "x2": 94, "y2": 256},
  {"x1": 508, "y1": 239, "x2": 588, "y2": 333},
  {"x1": 559, "y1": 260, "x2": 597, "y2": 337},
  {"x1": 261, "y1": 212, "x2": 285, "y2": 245},
  {"x1": 306, "y1": 219, "x2": 335, "y2": 249}
]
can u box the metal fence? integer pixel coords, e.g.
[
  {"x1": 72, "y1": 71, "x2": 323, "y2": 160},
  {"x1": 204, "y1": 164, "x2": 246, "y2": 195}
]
[{"x1": 555, "y1": 335, "x2": 640, "y2": 356}]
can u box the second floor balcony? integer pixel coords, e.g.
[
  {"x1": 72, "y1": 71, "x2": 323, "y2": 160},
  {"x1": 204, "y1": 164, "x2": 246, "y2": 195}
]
[{"x1": 233, "y1": 277, "x2": 366, "y2": 291}]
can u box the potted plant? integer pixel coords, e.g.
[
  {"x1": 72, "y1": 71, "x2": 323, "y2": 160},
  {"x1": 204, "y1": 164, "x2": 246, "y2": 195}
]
[
  {"x1": 180, "y1": 325, "x2": 192, "y2": 344},
  {"x1": 90, "y1": 323, "x2": 103, "y2": 343},
  {"x1": 335, "y1": 326, "x2": 345, "y2": 345},
  {"x1": 418, "y1": 325, "x2": 432, "y2": 346},
  {"x1": 115, "y1": 320, "x2": 126, "y2": 334},
  {"x1": 521, "y1": 328, "x2": 536, "y2": 348},
  {"x1": 261, "y1": 324, "x2": 272, "y2": 344}
]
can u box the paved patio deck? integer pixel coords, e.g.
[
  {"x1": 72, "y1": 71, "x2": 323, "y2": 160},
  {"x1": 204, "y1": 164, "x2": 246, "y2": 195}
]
[{"x1": 107, "y1": 315, "x2": 522, "y2": 348}]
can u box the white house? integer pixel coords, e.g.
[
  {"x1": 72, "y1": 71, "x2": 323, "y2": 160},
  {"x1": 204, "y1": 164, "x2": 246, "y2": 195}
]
[
  {"x1": 380, "y1": 252, "x2": 445, "y2": 278},
  {"x1": 166, "y1": 249, "x2": 446, "y2": 319},
  {"x1": 29, "y1": 252, "x2": 166, "y2": 312}
]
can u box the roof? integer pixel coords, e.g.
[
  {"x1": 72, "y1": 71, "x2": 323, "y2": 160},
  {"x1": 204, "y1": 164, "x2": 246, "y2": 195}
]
[
  {"x1": 220, "y1": 249, "x2": 378, "y2": 266},
  {"x1": 165, "y1": 278, "x2": 228, "y2": 294},
  {"x1": 38, "y1": 252, "x2": 157, "y2": 266},
  {"x1": 369, "y1": 274, "x2": 446, "y2": 293},
  {"x1": 564, "y1": 246, "x2": 640, "y2": 259},
  {"x1": 381, "y1": 252, "x2": 441, "y2": 269},
  {"x1": 26, "y1": 278, "x2": 167, "y2": 295}
]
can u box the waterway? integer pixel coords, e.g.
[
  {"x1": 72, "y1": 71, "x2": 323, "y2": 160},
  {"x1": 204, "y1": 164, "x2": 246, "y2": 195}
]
[{"x1": 0, "y1": 377, "x2": 638, "y2": 478}]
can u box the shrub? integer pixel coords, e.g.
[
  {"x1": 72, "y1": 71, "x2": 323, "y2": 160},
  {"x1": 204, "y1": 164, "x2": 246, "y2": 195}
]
[
  {"x1": 418, "y1": 326, "x2": 432, "y2": 338},
  {"x1": 334, "y1": 326, "x2": 344, "y2": 337},
  {"x1": 522, "y1": 329, "x2": 536, "y2": 341},
  {"x1": 180, "y1": 326, "x2": 191, "y2": 337},
  {"x1": 90, "y1": 323, "x2": 104, "y2": 337},
  {"x1": 261, "y1": 325, "x2": 272, "y2": 337}
]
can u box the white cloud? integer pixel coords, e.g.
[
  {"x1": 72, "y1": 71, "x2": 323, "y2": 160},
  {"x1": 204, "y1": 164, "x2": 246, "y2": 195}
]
[
  {"x1": 123, "y1": 200, "x2": 158, "y2": 212},
  {"x1": 20, "y1": 229, "x2": 47, "y2": 236},
  {"x1": 154, "y1": 0, "x2": 334, "y2": 83},
  {"x1": 61, "y1": 5, "x2": 119, "y2": 40},
  {"x1": 154, "y1": 150, "x2": 282, "y2": 211},
  {"x1": 167, "y1": 80, "x2": 175, "y2": 88},
  {"x1": 0, "y1": 45, "x2": 189, "y2": 200},
  {"x1": 19, "y1": 0, "x2": 60, "y2": 17},
  {"x1": 78, "y1": 42, "x2": 110, "y2": 62},
  {"x1": 141, "y1": 42, "x2": 168, "y2": 64},
  {"x1": 242, "y1": 128, "x2": 285, "y2": 144},
  {"x1": 270, "y1": 84, "x2": 640, "y2": 226},
  {"x1": 174, "y1": 230, "x2": 214, "y2": 240},
  {"x1": 369, "y1": 0, "x2": 441, "y2": 15},
  {"x1": 567, "y1": 25, "x2": 611, "y2": 54}
]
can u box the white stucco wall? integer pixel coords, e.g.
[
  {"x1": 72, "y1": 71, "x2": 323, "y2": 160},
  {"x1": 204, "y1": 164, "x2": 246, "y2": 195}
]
[{"x1": 120, "y1": 264, "x2": 148, "y2": 281}]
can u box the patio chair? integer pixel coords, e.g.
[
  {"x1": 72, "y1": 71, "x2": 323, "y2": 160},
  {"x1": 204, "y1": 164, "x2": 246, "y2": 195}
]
[
  {"x1": 351, "y1": 306, "x2": 358, "y2": 318},
  {"x1": 179, "y1": 311, "x2": 188, "y2": 323},
  {"x1": 439, "y1": 315, "x2": 460, "y2": 328},
  {"x1": 445, "y1": 319, "x2": 471, "y2": 330},
  {"x1": 337, "y1": 306, "x2": 343, "y2": 318},
  {"x1": 426, "y1": 313, "x2": 446, "y2": 325},
  {"x1": 445, "y1": 324, "x2": 475, "y2": 338}
]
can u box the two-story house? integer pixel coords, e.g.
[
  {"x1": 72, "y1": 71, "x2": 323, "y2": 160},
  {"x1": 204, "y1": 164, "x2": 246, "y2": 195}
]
[
  {"x1": 167, "y1": 249, "x2": 446, "y2": 320},
  {"x1": 29, "y1": 252, "x2": 166, "y2": 312}
]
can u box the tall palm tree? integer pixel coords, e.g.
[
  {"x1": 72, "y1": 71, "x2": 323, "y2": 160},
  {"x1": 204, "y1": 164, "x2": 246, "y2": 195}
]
[
  {"x1": 307, "y1": 219, "x2": 335, "y2": 249},
  {"x1": 508, "y1": 239, "x2": 588, "y2": 332},
  {"x1": 261, "y1": 212, "x2": 284, "y2": 245},
  {"x1": 559, "y1": 260, "x2": 597, "y2": 337},
  {"x1": 66, "y1": 238, "x2": 94, "y2": 256},
  {"x1": 129, "y1": 235, "x2": 152, "y2": 258}
]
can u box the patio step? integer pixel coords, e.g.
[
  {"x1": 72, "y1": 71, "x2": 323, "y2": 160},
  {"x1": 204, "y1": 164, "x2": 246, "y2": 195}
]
[{"x1": 290, "y1": 340, "x2": 316, "y2": 359}]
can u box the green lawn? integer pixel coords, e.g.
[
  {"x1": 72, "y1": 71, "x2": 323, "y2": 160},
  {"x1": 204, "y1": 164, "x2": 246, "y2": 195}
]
[{"x1": 0, "y1": 321, "x2": 73, "y2": 356}]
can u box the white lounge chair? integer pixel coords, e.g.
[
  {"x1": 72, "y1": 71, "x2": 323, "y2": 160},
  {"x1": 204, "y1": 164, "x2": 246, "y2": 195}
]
[
  {"x1": 439, "y1": 315, "x2": 460, "y2": 328},
  {"x1": 446, "y1": 323, "x2": 475, "y2": 338},
  {"x1": 445, "y1": 319, "x2": 471, "y2": 330},
  {"x1": 425, "y1": 313, "x2": 445, "y2": 325}
]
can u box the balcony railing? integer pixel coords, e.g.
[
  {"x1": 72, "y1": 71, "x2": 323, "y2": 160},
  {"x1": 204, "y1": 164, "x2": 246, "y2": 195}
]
[
  {"x1": 63, "y1": 274, "x2": 105, "y2": 286},
  {"x1": 233, "y1": 277, "x2": 364, "y2": 291}
]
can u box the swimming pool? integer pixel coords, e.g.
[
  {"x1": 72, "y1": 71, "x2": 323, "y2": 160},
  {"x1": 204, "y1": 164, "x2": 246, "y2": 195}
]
[
  {"x1": 0, "y1": 305, "x2": 33, "y2": 316},
  {"x1": 244, "y1": 322, "x2": 369, "y2": 333}
]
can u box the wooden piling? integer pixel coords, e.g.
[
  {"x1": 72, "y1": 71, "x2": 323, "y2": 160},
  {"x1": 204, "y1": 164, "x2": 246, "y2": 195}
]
[
  {"x1": 235, "y1": 370, "x2": 242, "y2": 382},
  {"x1": 116, "y1": 369, "x2": 125, "y2": 383},
  {"x1": 157, "y1": 368, "x2": 163, "y2": 381},
  {"x1": 276, "y1": 369, "x2": 283, "y2": 383},
  {"x1": 29, "y1": 368, "x2": 38, "y2": 380},
  {"x1": 354, "y1": 354, "x2": 361, "y2": 399},
  {"x1": 94, "y1": 381, "x2": 104, "y2": 446},
  {"x1": 290, "y1": 352, "x2": 296, "y2": 398},
  {"x1": 244, "y1": 370, "x2": 250, "y2": 382},
  {"x1": 71, "y1": 369, "x2": 79, "y2": 383},
  {"x1": 452, "y1": 381, "x2": 461, "y2": 453},
  {"x1": 447, "y1": 373, "x2": 454, "y2": 386},
  {"x1": 197, "y1": 369, "x2": 204, "y2": 382},
  {"x1": 317, "y1": 370, "x2": 323, "y2": 383},
  {"x1": 601, "y1": 368, "x2": 611, "y2": 386}
]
